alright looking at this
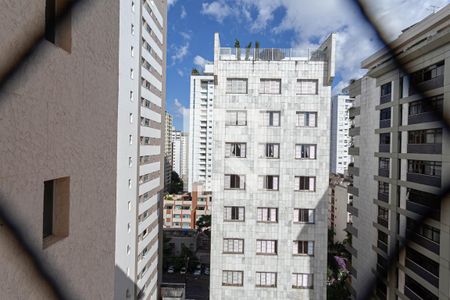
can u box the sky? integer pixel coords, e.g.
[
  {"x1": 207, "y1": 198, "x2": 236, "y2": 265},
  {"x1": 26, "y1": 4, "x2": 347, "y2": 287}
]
[{"x1": 166, "y1": 0, "x2": 449, "y2": 131}]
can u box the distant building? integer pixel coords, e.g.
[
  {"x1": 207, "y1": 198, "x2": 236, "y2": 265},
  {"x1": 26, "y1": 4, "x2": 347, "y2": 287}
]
[
  {"x1": 163, "y1": 193, "x2": 193, "y2": 229},
  {"x1": 328, "y1": 174, "x2": 352, "y2": 243},
  {"x1": 188, "y1": 64, "x2": 215, "y2": 192},
  {"x1": 330, "y1": 94, "x2": 354, "y2": 174},
  {"x1": 192, "y1": 182, "x2": 212, "y2": 226},
  {"x1": 172, "y1": 130, "x2": 182, "y2": 176},
  {"x1": 165, "y1": 112, "x2": 174, "y2": 189}
]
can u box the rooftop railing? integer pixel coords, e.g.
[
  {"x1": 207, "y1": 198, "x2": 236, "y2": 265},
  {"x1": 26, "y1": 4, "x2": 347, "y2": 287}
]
[{"x1": 219, "y1": 47, "x2": 326, "y2": 61}]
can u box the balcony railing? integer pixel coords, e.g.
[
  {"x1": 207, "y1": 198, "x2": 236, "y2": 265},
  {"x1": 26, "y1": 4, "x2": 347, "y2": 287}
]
[
  {"x1": 377, "y1": 216, "x2": 388, "y2": 228},
  {"x1": 406, "y1": 201, "x2": 440, "y2": 221},
  {"x1": 348, "y1": 166, "x2": 359, "y2": 176},
  {"x1": 380, "y1": 93, "x2": 391, "y2": 104},
  {"x1": 406, "y1": 229, "x2": 440, "y2": 255},
  {"x1": 409, "y1": 75, "x2": 444, "y2": 95},
  {"x1": 348, "y1": 146, "x2": 360, "y2": 156},
  {"x1": 407, "y1": 173, "x2": 441, "y2": 187},
  {"x1": 378, "y1": 168, "x2": 389, "y2": 177},
  {"x1": 378, "y1": 143, "x2": 390, "y2": 153},
  {"x1": 379, "y1": 119, "x2": 391, "y2": 128},
  {"x1": 348, "y1": 185, "x2": 359, "y2": 196},
  {"x1": 408, "y1": 111, "x2": 442, "y2": 125},
  {"x1": 219, "y1": 47, "x2": 326, "y2": 61},
  {"x1": 405, "y1": 258, "x2": 439, "y2": 288},
  {"x1": 377, "y1": 239, "x2": 388, "y2": 253},
  {"x1": 407, "y1": 143, "x2": 442, "y2": 154},
  {"x1": 378, "y1": 192, "x2": 389, "y2": 203}
]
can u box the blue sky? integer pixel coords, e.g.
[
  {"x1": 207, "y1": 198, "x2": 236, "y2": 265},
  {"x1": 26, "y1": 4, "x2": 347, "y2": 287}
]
[{"x1": 166, "y1": 0, "x2": 448, "y2": 131}]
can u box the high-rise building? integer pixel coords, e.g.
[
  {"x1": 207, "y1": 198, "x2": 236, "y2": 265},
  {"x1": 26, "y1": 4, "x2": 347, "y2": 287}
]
[
  {"x1": 0, "y1": 1, "x2": 167, "y2": 299},
  {"x1": 328, "y1": 174, "x2": 352, "y2": 243},
  {"x1": 165, "y1": 112, "x2": 173, "y2": 189},
  {"x1": 330, "y1": 94, "x2": 354, "y2": 174},
  {"x1": 188, "y1": 64, "x2": 214, "y2": 192},
  {"x1": 180, "y1": 132, "x2": 189, "y2": 184},
  {"x1": 346, "y1": 6, "x2": 450, "y2": 300},
  {"x1": 210, "y1": 32, "x2": 335, "y2": 299},
  {"x1": 172, "y1": 130, "x2": 182, "y2": 176}
]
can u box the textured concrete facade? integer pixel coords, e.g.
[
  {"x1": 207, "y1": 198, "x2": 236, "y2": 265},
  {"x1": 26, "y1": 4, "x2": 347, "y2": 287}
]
[
  {"x1": 210, "y1": 33, "x2": 335, "y2": 299},
  {"x1": 347, "y1": 6, "x2": 450, "y2": 300},
  {"x1": 0, "y1": 1, "x2": 167, "y2": 299}
]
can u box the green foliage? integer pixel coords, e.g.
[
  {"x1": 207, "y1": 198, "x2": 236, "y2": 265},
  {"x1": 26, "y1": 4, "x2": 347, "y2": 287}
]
[
  {"x1": 245, "y1": 42, "x2": 252, "y2": 60},
  {"x1": 168, "y1": 171, "x2": 184, "y2": 194},
  {"x1": 191, "y1": 68, "x2": 200, "y2": 75},
  {"x1": 196, "y1": 215, "x2": 211, "y2": 231}
]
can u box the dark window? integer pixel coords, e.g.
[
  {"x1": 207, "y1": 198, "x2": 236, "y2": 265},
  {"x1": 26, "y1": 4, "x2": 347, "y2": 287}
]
[
  {"x1": 378, "y1": 181, "x2": 389, "y2": 194},
  {"x1": 406, "y1": 246, "x2": 439, "y2": 276},
  {"x1": 408, "y1": 94, "x2": 443, "y2": 116},
  {"x1": 379, "y1": 158, "x2": 389, "y2": 169},
  {"x1": 380, "y1": 108, "x2": 391, "y2": 120},
  {"x1": 45, "y1": 0, "x2": 72, "y2": 52},
  {"x1": 407, "y1": 160, "x2": 441, "y2": 176},
  {"x1": 380, "y1": 82, "x2": 391, "y2": 96},
  {"x1": 410, "y1": 61, "x2": 444, "y2": 85},
  {"x1": 43, "y1": 180, "x2": 54, "y2": 239},
  {"x1": 408, "y1": 129, "x2": 442, "y2": 144},
  {"x1": 407, "y1": 218, "x2": 440, "y2": 243},
  {"x1": 405, "y1": 275, "x2": 438, "y2": 300},
  {"x1": 380, "y1": 133, "x2": 390, "y2": 145}
]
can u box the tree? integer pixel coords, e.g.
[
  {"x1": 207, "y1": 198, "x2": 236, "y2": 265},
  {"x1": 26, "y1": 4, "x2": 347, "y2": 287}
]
[
  {"x1": 168, "y1": 171, "x2": 184, "y2": 194},
  {"x1": 191, "y1": 68, "x2": 200, "y2": 75},
  {"x1": 234, "y1": 39, "x2": 241, "y2": 60},
  {"x1": 255, "y1": 41, "x2": 260, "y2": 60},
  {"x1": 196, "y1": 215, "x2": 211, "y2": 231},
  {"x1": 245, "y1": 42, "x2": 252, "y2": 60}
]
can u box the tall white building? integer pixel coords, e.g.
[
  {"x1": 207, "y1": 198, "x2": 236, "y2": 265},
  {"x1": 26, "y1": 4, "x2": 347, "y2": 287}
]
[
  {"x1": 330, "y1": 94, "x2": 354, "y2": 174},
  {"x1": 172, "y1": 130, "x2": 182, "y2": 175},
  {"x1": 180, "y1": 132, "x2": 189, "y2": 183},
  {"x1": 210, "y1": 33, "x2": 335, "y2": 299},
  {"x1": 165, "y1": 112, "x2": 173, "y2": 189},
  {"x1": 0, "y1": 1, "x2": 167, "y2": 299},
  {"x1": 346, "y1": 6, "x2": 450, "y2": 300},
  {"x1": 188, "y1": 64, "x2": 215, "y2": 192}
]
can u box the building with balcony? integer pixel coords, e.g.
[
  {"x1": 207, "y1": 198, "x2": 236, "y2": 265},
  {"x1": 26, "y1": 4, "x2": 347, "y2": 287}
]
[
  {"x1": 165, "y1": 112, "x2": 173, "y2": 190},
  {"x1": 0, "y1": 1, "x2": 167, "y2": 299},
  {"x1": 346, "y1": 6, "x2": 450, "y2": 300},
  {"x1": 210, "y1": 32, "x2": 335, "y2": 299},
  {"x1": 329, "y1": 174, "x2": 352, "y2": 243},
  {"x1": 330, "y1": 94, "x2": 354, "y2": 174},
  {"x1": 163, "y1": 194, "x2": 193, "y2": 229},
  {"x1": 188, "y1": 64, "x2": 215, "y2": 192}
]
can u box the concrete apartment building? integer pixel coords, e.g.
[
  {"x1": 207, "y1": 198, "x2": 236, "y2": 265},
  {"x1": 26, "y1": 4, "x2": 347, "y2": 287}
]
[
  {"x1": 172, "y1": 130, "x2": 182, "y2": 176},
  {"x1": 165, "y1": 112, "x2": 173, "y2": 189},
  {"x1": 346, "y1": 6, "x2": 450, "y2": 300},
  {"x1": 210, "y1": 32, "x2": 335, "y2": 299},
  {"x1": 188, "y1": 64, "x2": 215, "y2": 192},
  {"x1": 330, "y1": 94, "x2": 354, "y2": 175},
  {"x1": 0, "y1": 1, "x2": 166, "y2": 299},
  {"x1": 328, "y1": 174, "x2": 352, "y2": 243}
]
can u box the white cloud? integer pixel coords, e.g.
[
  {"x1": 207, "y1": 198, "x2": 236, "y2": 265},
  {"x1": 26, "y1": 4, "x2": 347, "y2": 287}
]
[
  {"x1": 177, "y1": 69, "x2": 184, "y2": 77},
  {"x1": 201, "y1": 1, "x2": 232, "y2": 23},
  {"x1": 180, "y1": 31, "x2": 191, "y2": 40},
  {"x1": 168, "y1": 0, "x2": 177, "y2": 8},
  {"x1": 174, "y1": 98, "x2": 190, "y2": 130},
  {"x1": 171, "y1": 42, "x2": 189, "y2": 64},
  {"x1": 180, "y1": 5, "x2": 187, "y2": 18},
  {"x1": 193, "y1": 55, "x2": 212, "y2": 71},
  {"x1": 214, "y1": 0, "x2": 446, "y2": 94}
]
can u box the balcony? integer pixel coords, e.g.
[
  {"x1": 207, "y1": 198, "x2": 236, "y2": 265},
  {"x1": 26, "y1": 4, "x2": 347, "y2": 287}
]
[
  {"x1": 346, "y1": 223, "x2": 358, "y2": 237},
  {"x1": 348, "y1": 146, "x2": 359, "y2": 156},
  {"x1": 348, "y1": 166, "x2": 359, "y2": 176},
  {"x1": 378, "y1": 143, "x2": 390, "y2": 153},
  {"x1": 380, "y1": 93, "x2": 391, "y2": 105},
  {"x1": 405, "y1": 258, "x2": 439, "y2": 288},
  {"x1": 378, "y1": 168, "x2": 389, "y2": 178},
  {"x1": 219, "y1": 47, "x2": 325, "y2": 61},
  {"x1": 407, "y1": 173, "x2": 441, "y2": 187},
  {"x1": 407, "y1": 143, "x2": 442, "y2": 154},
  {"x1": 349, "y1": 126, "x2": 360, "y2": 137},
  {"x1": 377, "y1": 239, "x2": 388, "y2": 253},
  {"x1": 378, "y1": 192, "x2": 389, "y2": 203},
  {"x1": 349, "y1": 106, "x2": 360, "y2": 118},
  {"x1": 408, "y1": 111, "x2": 442, "y2": 125},
  {"x1": 406, "y1": 229, "x2": 440, "y2": 255},
  {"x1": 345, "y1": 243, "x2": 358, "y2": 257},
  {"x1": 409, "y1": 75, "x2": 444, "y2": 95},
  {"x1": 348, "y1": 185, "x2": 359, "y2": 196},
  {"x1": 347, "y1": 203, "x2": 358, "y2": 217},
  {"x1": 379, "y1": 119, "x2": 391, "y2": 128},
  {"x1": 406, "y1": 201, "x2": 440, "y2": 221},
  {"x1": 377, "y1": 216, "x2": 388, "y2": 228},
  {"x1": 404, "y1": 285, "x2": 424, "y2": 300}
]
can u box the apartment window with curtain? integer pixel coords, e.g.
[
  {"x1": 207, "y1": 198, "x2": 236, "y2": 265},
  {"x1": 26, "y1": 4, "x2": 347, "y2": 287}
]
[
  {"x1": 408, "y1": 160, "x2": 441, "y2": 177},
  {"x1": 226, "y1": 78, "x2": 248, "y2": 94},
  {"x1": 224, "y1": 174, "x2": 245, "y2": 190},
  {"x1": 262, "y1": 111, "x2": 280, "y2": 126},
  {"x1": 226, "y1": 111, "x2": 247, "y2": 126},
  {"x1": 259, "y1": 79, "x2": 281, "y2": 94},
  {"x1": 223, "y1": 238, "x2": 244, "y2": 254},
  {"x1": 296, "y1": 79, "x2": 318, "y2": 95},
  {"x1": 292, "y1": 273, "x2": 313, "y2": 289},
  {"x1": 295, "y1": 144, "x2": 316, "y2": 159},
  {"x1": 293, "y1": 241, "x2": 314, "y2": 256},
  {"x1": 256, "y1": 272, "x2": 277, "y2": 287},
  {"x1": 296, "y1": 112, "x2": 317, "y2": 127},
  {"x1": 259, "y1": 175, "x2": 279, "y2": 191},
  {"x1": 222, "y1": 271, "x2": 243, "y2": 286},
  {"x1": 256, "y1": 240, "x2": 277, "y2": 255},
  {"x1": 257, "y1": 208, "x2": 278, "y2": 223},
  {"x1": 260, "y1": 143, "x2": 280, "y2": 159},
  {"x1": 225, "y1": 143, "x2": 246, "y2": 158},
  {"x1": 295, "y1": 176, "x2": 315, "y2": 192},
  {"x1": 224, "y1": 206, "x2": 245, "y2": 222},
  {"x1": 293, "y1": 209, "x2": 315, "y2": 223},
  {"x1": 408, "y1": 129, "x2": 442, "y2": 144}
]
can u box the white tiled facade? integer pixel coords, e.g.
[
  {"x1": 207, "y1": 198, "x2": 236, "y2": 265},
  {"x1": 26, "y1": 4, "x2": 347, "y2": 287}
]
[
  {"x1": 210, "y1": 33, "x2": 335, "y2": 299},
  {"x1": 188, "y1": 64, "x2": 215, "y2": 192},
  {"x1": 330, "y1": 94, "x2": 354, "y2": 174}
]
